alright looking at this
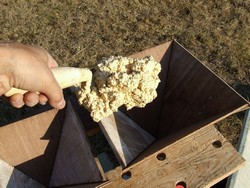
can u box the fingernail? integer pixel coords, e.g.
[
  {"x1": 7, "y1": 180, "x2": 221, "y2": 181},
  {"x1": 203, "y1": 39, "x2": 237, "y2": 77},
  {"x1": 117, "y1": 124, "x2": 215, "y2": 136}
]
[
  {"x1": 40, "y1": 102, "x2": 47, "y2": 105},
  {"x1": 12, "y1": 100, "x2": 25, "y2": 108},
  {"x1": 26, "y1": 101, "x2": 37, "y2": 107}
]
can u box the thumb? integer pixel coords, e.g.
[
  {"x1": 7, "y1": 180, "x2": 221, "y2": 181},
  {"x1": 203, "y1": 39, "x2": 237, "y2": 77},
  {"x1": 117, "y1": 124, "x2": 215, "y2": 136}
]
[
  {"x1": 42, "y1": 71, "x2": 66, "y2": 109},
  {"x1": 41, "y1": 52, "x2": 65, "y2": 109}
]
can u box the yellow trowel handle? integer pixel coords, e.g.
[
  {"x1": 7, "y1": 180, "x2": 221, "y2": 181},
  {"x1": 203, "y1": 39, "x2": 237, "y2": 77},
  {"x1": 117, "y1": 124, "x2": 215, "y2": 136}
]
[{"x1": 4, "y1": 67, "x2": 92, "y2": 97}]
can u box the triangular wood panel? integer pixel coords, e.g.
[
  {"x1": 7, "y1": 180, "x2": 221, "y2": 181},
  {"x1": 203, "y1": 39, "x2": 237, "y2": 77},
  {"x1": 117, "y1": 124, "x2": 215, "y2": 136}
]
[
  {"x1": 158, "y1": 41, "x2": 250, "y2": 137},
  {"x1": 0, "y1": 159, "x2": 45, "y2": 188},
  {"x1": 123, "y1": 41, "x2": 249, "y2": 139},
  {"x1": 98, "y1": 111, "x2": 155, "y2": 167},
  {"x1": 125, "y1": 41, "x2": 173, "y2": 137},
  {"x1": 49, "y1": 101, "x2": 103, "y2": 187},
  {"x1": 0, "y1": 108, "x2": 64, "y2": 186}
]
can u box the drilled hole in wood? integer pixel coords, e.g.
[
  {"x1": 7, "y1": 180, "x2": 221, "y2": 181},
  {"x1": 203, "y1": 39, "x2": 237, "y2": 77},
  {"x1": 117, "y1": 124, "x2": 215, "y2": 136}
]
[
  {"x1": 121, "y1": 171, "x2": 132, "y2": 180},
  {"x1": 156, "y1": 152, "x2": 166, "y2": 161},
  {"x1": 212, "y1": 140, "x2": 222, "y2": 148},
  {"x1": 176, "y1": 181, "x2": 187, "y2": 188}
]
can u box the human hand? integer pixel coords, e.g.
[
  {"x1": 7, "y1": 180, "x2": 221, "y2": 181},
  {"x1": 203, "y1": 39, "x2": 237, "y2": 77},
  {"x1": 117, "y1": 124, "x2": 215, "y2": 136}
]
[{"x1": 0, "y1": 42, "x2": 65, "y2": 109}]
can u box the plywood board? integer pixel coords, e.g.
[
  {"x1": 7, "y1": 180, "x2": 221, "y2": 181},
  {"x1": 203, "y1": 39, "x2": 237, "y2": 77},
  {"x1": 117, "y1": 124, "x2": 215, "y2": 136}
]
[
  {"x1": 158, "y1": 41, "x2": 250, "y2": 137},
  {"x1": 0, "y1": 108, "x2": 64, "y2": 186},
  {"x1": 50, "y1": 101, "x2": 103, "y2": 187},
  {"x1": 99, "y1": 125, "x2": 245, "y2": 188}
]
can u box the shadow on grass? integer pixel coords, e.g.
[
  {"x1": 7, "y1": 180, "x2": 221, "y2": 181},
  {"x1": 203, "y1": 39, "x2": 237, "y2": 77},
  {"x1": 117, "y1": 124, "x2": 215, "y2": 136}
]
[{"x1": 234, "y1": 83, "x2": 250, "y2": 101}]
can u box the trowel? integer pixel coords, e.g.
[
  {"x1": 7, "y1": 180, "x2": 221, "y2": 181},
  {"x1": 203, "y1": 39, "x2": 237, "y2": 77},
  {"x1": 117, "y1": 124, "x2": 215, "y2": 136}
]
[{"x1": 5, "y1": 66, "x2": 155, "y2": 167}]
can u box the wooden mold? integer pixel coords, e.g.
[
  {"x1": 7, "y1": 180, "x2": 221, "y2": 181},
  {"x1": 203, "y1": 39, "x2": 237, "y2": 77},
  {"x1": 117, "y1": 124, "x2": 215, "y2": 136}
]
[{"x1": 0, "y1": 40, "x2": 249, "y2": 188}]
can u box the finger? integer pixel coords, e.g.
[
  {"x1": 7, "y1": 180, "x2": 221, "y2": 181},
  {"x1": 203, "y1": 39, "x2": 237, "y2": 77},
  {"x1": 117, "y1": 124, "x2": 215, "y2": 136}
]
[
  {"x1": 9, "y1": 93, "x2": 25, "y2": 108},
  {"x1": 38, "y1": 93, "x2": 48, "y2": 105},
  {"x1": 24, "y1": 91, "x2": 39, "y2": 107},
  {"x1": 43, "y1": 52, "x2": 64, "y2": 108},
  {"x1": 42, "y1": 75, "x2": 66, "y2": 109},
  {"x1": 45, "y1": 89, "x2": 65, "y2": 109}
]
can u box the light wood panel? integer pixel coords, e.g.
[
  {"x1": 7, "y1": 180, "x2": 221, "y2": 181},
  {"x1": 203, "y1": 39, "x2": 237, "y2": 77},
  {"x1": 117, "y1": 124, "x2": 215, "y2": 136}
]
[
  {"x1": 0, "y1": 108, "x2": 64, "y2": 186},
  {"x1": 98, "y1": 111, "x2": 155, "y2": 167},
  {"x1": 100, "y1": 125, "x2": 245, "y2": 188}
]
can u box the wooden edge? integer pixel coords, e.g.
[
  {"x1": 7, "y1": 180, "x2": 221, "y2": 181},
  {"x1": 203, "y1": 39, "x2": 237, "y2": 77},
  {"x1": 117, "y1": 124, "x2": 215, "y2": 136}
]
[
  {"x1": 61, "y1": 182, "x2": 105, "y2": 188},
  {"x1": 94, "y1": 158, "x2": 107, "y2": 181},
  {"x1": 129, "y1": 41, "x2": 173, "y2": 62},
  {"x1": 0, "y1": 103, "x2": 52, "y2": 127},
  {"x1": 226, "y1": 109, "x2": 250, "y2": 188},
  {"x1": 98, "y1": 125, "x2": 245, "y2": 187},
  {"x1": 207, "y1": 162, "x2": 246, "y2": 188},
  {"x1": 129, "y1": 104, "x2": 250, "y2": 167}
]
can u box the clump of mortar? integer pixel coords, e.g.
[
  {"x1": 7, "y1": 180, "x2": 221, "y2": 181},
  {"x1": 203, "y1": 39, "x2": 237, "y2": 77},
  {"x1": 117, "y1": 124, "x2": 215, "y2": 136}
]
[{"x1": 76, "y1": 55, "x2": 161, "y2": 122}]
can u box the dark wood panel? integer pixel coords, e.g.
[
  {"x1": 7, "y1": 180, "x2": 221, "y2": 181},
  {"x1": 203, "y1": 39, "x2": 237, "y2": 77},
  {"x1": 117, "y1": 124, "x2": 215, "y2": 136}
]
[
  {"x1": 50, "y1": 101, "x2": 103, "y2": 187},
  {"x1": 124, "y1": 41, "x2": 173, "y2": 137},
  {"x1": 158, "y1": 41, "x2": 250, "y2": 137}
]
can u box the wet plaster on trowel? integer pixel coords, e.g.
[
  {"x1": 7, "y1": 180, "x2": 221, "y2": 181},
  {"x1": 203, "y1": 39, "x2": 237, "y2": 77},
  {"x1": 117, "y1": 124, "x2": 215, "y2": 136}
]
[{"x1": 75, "y1": 56, "x2": 161, "y2": 122}]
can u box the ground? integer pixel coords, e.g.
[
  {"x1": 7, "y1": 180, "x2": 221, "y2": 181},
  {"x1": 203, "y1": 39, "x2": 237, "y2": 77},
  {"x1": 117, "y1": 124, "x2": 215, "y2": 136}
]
[{"x1": 0, "y1": 0, "x2": 250, "y2": 146}]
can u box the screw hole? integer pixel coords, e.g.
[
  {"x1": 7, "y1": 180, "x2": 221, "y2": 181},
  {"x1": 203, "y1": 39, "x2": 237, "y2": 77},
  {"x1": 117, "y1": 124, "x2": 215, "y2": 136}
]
[
  {"x1": 121, "y1": 171, "x2": 132, "y2": 180},
  {"x1": 212, "y1": 140, "x2": 222, "y2": 148},
  {"x1": 156, "y1": 153, "x2": 166, "y2": 161},
  {"x1": 176, "y1": 181, "x2": 187, "y2": 188}
]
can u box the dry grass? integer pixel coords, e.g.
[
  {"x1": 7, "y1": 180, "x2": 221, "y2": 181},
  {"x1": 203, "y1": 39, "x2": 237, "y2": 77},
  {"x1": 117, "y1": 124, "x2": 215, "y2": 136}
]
[{"x1": 0, "y1": 0, "x2": 250, "y2": 143}]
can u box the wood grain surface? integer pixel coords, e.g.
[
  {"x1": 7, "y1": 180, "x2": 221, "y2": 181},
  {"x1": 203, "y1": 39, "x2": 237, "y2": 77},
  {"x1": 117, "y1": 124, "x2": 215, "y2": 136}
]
[
  {"x1": 99, "y1": 111, "x2": 155, "y2": 167},
  {"x1": 99, "y1": 125, "x2": 245, "y2": 188},
  {"x1": 0, "y1": 108, "x2": 64, "y2": 186}
]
